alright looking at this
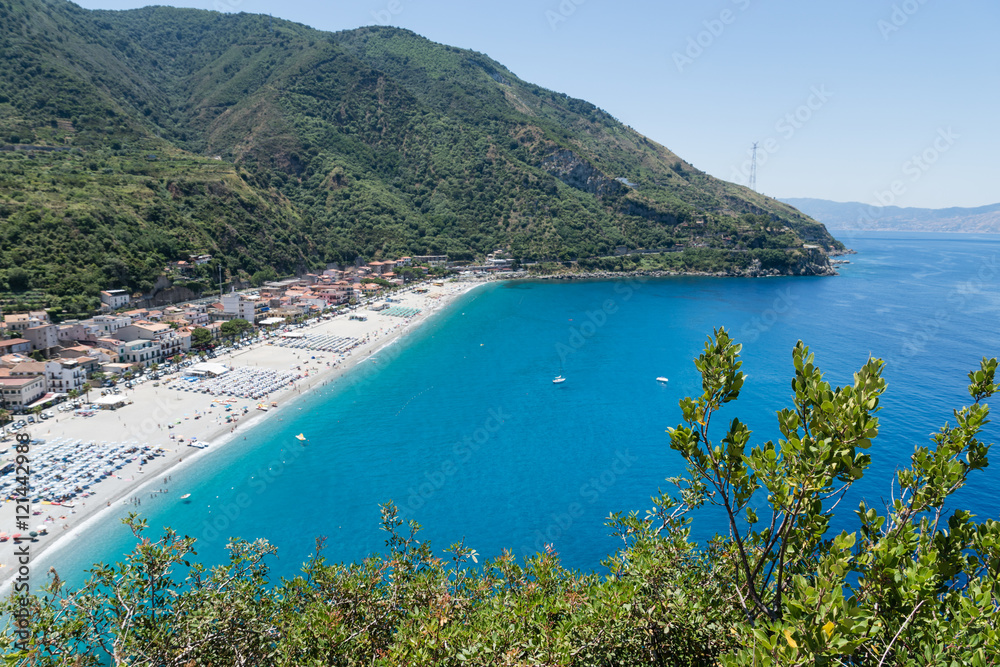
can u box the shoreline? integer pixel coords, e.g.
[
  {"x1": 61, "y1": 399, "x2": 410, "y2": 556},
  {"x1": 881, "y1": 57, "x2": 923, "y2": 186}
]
[
  {"x1": 521, "y1": 266, "x2": 838, "y2": 281},
  {"x1": 0, "y1": 278, "x2": 491, "y2": 592}
]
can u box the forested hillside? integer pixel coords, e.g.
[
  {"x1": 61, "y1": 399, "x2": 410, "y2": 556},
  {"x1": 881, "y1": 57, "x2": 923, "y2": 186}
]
[{"x1": 0, "y1": 0, "x2": 843, "y2": 312}]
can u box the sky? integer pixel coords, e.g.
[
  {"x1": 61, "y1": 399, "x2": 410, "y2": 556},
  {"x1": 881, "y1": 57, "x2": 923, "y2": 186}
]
[{"x1": 72, "y1": 0, "x2": 999, "y2": 209}]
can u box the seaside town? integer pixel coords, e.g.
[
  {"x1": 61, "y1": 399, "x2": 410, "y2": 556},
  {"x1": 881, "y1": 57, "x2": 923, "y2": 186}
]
[
  {"x1": 0, "y1": 252, "x2": 515, "y2": 417},
  {"x1": 0, "y1": 252, "x2": 516, "y2": 573}
]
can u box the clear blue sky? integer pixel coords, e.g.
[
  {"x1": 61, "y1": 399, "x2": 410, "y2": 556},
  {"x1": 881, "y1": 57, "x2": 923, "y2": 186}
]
[{"x1": 75, "y1": 0, "x2": 998, "y2": 209}]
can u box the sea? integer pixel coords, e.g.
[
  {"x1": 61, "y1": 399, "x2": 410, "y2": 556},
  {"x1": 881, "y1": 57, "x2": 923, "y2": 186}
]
[{"x1": 40, "y1": 232, "x2": 1000, "y2": 586}]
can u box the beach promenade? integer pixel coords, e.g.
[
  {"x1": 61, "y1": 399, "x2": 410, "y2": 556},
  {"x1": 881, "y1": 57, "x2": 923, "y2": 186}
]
[{"x1": 0, "y1": 279, "x2": 488, "y2": 590}]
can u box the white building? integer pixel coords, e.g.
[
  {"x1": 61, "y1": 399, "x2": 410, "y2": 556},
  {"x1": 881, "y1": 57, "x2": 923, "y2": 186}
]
[
  {"x1": 45, "y1": 359, "x2": 86, "y2": 394},
  {"x1": 116, "y1": 322, "x2": 172, "y2": 344},
  {"x1": 100, "y1": 289, "x2": 131, "y2": 311},
  {"x1": 157, "y1": 331, "x2": 189, "y2": 359},
  {"x1": 91, "y1": 315, "x2": 132, "y2": 337},
  {"x1": 486, "y1": 250, "x2": 513, "y2": 267},
  {"x1": 122, "y1": 339, "x2": 161, "y2": 367},
  {"x1": 222, "y1": 293, "x2": 267, "y2": 323},
  {"x1": 0, "y1": 376, "x2": 46, "y2": 411}
]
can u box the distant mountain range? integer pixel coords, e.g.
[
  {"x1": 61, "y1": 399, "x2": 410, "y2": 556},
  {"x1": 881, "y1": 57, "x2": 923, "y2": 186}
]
[{"x1": 782, "y1": 198, "x2": 1000, "y2": 234}]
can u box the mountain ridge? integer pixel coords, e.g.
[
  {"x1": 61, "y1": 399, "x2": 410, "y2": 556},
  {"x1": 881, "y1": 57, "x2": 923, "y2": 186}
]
[
  {"x1": 0, "y1": 0, "x2": 842, "y2": 315},
  {"x1": 782, "y1": 197, "x2": 1000, "y2": 234}
]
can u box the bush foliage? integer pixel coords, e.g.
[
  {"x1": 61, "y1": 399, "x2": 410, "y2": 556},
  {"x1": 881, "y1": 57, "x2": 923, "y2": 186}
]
[{"x1": 3, "y1": 332, "x2": 997, "y2": 665}]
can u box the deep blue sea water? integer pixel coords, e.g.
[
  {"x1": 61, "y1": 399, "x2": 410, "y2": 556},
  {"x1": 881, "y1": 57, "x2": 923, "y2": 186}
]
[{"x1": 42, "y1": 232, "x2": 1000, "y2": 585}]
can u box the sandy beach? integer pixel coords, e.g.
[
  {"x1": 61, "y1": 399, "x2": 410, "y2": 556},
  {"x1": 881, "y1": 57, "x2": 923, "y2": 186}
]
[{"x1": 0, "y1": 278, "x2": 490, "y2": 591}]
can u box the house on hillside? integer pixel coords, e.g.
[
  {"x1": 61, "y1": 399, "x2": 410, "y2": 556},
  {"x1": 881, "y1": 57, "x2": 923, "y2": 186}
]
[
  {"x1": 4, "y1": 313, "x2": 46, "y2": 333},
  {"x1": 25, "y1": 324, "x2": 58, "y2": 357},
  {"x1": 56, "y1": 345, "x2": 99, "y2": 360},
  {"x1": 120, "y1": 308, "x2": 149, "y2": 322},
  {"x1": 95, "y1": 338, "x2": 128, "y2": 358},
  {"x1": 86, "y1": 347, "x2": 120, "y2": 365},
  {"x1": 57, "y1": 322, "x2": 93, "y2": 344},
  {"x1": 4, "y1": 361, "x2": 47, "y2": 382},
  {"x1": 0, "y1": 339, "x2": 32, "y2": 356},
  {"x1": 100, "y1": 289, "x2": 130, "y2": 311},
  {"x1": 166, "y1": 260, "x2": 192, "y2": 276}
]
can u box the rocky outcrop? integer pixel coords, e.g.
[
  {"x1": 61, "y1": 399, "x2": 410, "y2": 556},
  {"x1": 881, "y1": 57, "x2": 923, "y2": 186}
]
[
  {"x1": 540, "y1": 149, "x2": 682, "y2": 225},
  {"x1": 732, "y1": 255, "x2": 836, "y2": 278},
  {"x1": 617, "y1": 198, "x2": 679, "y2": 225},
  {"x1": 145, "y1": 286, "x2": 200, "y2": 307},
  {"x1": 541, "y1": 149, "x2": 629, "y2": 199}
]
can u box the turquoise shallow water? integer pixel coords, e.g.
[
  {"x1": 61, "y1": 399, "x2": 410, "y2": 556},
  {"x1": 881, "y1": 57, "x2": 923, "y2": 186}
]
[{"x1": 43, "y1": 232, "x2": 1000, "y2": 584}]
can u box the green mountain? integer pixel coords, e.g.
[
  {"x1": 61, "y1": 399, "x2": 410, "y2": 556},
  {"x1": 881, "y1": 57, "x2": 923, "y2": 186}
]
[{"x1": 0, "y1": 0, "x2": 842, "y2": 313}]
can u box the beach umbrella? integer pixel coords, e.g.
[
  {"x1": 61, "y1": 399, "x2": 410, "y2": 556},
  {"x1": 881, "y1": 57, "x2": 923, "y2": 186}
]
[{"x1": 28, "y1": 531, "x2": 37, "y2": 538}]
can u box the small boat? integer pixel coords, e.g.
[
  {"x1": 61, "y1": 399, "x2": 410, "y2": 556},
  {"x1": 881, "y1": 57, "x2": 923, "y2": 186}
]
[
  {"x1": 656, "y1": 377, "x2": 669, "y2": 383},
  {"x1": 553, "y1": 375, "x2": 566, "y2": 384},
  {"x1": 295, "y1": 433, "x2": 307, "y2": 441},
  {"x1": 180, "y1": 493, "x2": 191, "y2": 501}
]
